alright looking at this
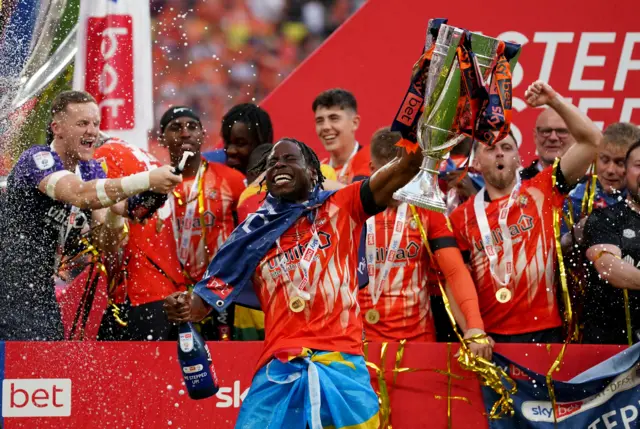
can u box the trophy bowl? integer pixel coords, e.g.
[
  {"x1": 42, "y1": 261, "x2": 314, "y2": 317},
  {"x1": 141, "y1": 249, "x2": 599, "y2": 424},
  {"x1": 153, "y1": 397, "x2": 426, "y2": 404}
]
[{"x1": 393, "y1": 23, "x2": 520, "y2": 212}]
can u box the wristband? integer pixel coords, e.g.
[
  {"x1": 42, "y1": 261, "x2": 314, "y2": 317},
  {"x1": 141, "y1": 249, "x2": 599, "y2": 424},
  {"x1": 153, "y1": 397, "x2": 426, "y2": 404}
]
[
  {"x1": 45, "y1": 171, "x2": 73, "y2": 200},
  {"x1": 96, "y1": 179, "x2": 114, "y2": 206},
  {"x1": 104, "y1": 209, "x2": 125, "y2": 229},
  {"x1": 121, "y1": 171, "x2": 151, "y2": 196}
]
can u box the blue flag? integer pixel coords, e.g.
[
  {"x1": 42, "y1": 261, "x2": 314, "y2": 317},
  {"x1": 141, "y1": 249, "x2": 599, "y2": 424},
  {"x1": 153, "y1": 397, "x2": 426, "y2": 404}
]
[{"x1": 482, "y1": 343, "x2": 640, "y2": 428}]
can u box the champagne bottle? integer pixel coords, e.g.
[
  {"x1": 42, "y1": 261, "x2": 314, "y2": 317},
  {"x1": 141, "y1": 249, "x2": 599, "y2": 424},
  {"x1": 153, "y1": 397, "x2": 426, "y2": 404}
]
[
  {"x1": 178, "y1": 321, "x2": 220, "y2": 400},
  {"x1": 127, "y1": 151, "x2": 194, "y2": 221}
]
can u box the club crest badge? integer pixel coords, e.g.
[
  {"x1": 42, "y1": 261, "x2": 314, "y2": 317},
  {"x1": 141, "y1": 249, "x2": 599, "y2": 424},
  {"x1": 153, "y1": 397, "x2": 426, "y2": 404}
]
[{"x1": 33, "y1": 151, "x2": 55, "y2": 170}]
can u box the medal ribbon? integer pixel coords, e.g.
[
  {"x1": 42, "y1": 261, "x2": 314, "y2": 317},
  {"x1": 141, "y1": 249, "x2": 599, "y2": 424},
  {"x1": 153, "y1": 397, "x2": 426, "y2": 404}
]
[
  {"x1": 173, "y1": 164, "x2": 205, "y2": 266},
  {"x1": 391, "y1": 18, "x2": 447, "y2": 154},
  {"x1": 331, "y1": 143, "x2": 359, "y2": 181},
  {"x1": 473, "y1": 175, "x2": 522, "y2": 288},
  {"x1": 365, "y1": 203, "x2": 408, "y2": 307},
  {"x1": 276, "y1": 221, "x2": 321, "y2": 302}
]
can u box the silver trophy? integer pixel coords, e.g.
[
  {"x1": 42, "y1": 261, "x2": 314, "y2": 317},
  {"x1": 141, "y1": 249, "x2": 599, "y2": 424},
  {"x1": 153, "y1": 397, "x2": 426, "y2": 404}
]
[
  {"x1": 393, "y1": 24, "x2": 520, "y2": 213},
  {"x1": 0, "y1": 0, "x2": 78, "y2": 162}
]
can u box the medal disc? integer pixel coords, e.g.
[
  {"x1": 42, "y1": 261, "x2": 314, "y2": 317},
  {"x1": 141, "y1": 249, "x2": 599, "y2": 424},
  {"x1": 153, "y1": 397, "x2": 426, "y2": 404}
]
[
  {"x1": 365, "y1": 309, "x2": 380, "y2": 324},
  {"x1": 289, "y1": 296, "x2": 306, "y2": 313},
  {"x1": 496, "y1": 287, "x2": 512, "y2": 303}
]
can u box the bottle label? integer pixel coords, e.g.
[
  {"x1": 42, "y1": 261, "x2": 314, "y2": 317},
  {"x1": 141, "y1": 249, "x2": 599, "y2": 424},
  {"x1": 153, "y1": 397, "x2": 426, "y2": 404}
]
[
  {"x1": 181, "y1": 354, "x2": 219, "y2": 397},
  {"x1": 179, "y1": 332, "x2": 194, "y2": 353}
]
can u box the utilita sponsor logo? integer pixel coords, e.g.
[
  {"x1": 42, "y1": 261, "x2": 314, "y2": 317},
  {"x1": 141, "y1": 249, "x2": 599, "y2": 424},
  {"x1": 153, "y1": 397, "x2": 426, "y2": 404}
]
[
  {"x1": 2, "y1": 379, "x2": 71, "y2": 417},
  {"x1": 522, "y1": 400, "x2": 583, "y2": 422}
]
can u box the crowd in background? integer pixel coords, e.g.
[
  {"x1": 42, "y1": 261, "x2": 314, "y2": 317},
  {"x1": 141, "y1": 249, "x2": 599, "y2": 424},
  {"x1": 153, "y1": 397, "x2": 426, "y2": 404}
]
[{"x1": 148, "y1": 0, "x2": 365, "y2": 155}]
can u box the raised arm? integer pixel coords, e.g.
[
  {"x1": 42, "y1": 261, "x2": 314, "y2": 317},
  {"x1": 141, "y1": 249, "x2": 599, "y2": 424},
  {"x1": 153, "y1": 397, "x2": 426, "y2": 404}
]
[
  {"x1": 368, "y1": 145, "x2": 423, "y2": 207},
  {"x1": 524, "y1": 81, "x2": 602, "y2": 185},
  {"x1": 38, "y1": 165, "x2": 182, "y2": 210}
]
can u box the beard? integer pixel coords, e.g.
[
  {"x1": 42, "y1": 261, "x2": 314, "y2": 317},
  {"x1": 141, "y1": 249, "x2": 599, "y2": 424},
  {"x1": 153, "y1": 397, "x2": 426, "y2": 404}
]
[{"x1": 484, "y1": 166, "x2": 517, "y2": 190}]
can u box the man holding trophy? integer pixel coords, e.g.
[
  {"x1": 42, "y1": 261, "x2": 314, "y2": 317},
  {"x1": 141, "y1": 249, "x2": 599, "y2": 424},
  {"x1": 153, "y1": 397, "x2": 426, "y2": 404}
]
[{"x1": 162, "y1": 17, "x2": 562, "y2": 428}]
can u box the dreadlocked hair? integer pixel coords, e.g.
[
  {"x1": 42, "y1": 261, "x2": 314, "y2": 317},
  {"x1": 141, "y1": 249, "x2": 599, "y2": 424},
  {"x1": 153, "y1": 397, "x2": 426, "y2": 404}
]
[
  {"x1": 250, "y1": 138, "x2": 326, "y2": 197},
  {"x1": 221, "y1": 103, "x2": 274, "y2": 147}
]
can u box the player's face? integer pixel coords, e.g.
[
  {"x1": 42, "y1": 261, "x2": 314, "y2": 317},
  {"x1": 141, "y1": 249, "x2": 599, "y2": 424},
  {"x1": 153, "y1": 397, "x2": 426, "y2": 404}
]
[
  {"x1": 534, "y1": 109, "x2": 575, "y2": 166},
  {"x1": 314, "y1": 106, "x2": 360, "y2": 155},
  {"x1": 52, "y1": 102, "x2": 100, "y2": 162},
  {"x1": 625, "y1": 147, "x2": 640, "y2": 203},
  {"x1": 475, "y1": 136, "x2": 520, "y2": 190},
  {"x1": 597, "y1": 144, "x2": 627, "y2": 194},
  {"x1": 224, "y1": 122, "x2": 254, "y2": 174},
  {"x1": 265, "y1": 140, "x2": 314, "y2": 202},
  {"x1": 162, "y1": 117, "x2": 204, "y2": 166}
]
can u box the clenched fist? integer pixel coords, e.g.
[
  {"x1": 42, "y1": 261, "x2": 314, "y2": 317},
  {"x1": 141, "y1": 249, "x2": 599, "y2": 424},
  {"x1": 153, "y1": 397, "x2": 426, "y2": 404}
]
[{"x1": 524, "y1": 80, "x2": 558, "y2": 108}]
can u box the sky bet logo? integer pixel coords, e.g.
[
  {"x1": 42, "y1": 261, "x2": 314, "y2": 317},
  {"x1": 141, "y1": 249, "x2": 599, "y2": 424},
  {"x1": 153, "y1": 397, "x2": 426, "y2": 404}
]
[
  {"x1": 522, "y1": 400, "x2": 583, "y2": 422},
  {"x1": 2, "y1": 379, "x2": 71, "y2": 417}
]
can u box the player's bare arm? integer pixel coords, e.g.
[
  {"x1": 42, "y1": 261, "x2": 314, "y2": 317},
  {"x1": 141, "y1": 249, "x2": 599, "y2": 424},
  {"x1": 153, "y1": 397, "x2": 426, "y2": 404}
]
[
  {"x1": 37, "y1": 165, "x2": 182, "y2": 210},
  {"x1": 587, "y1": 244, "x2": 640, "y2": 291},
  {"x1": 368, "y1": 146, "x2": 423, "y2": 207},
  {"x1": 524, "y1": 80, "x2": 602, "y2": 185}
]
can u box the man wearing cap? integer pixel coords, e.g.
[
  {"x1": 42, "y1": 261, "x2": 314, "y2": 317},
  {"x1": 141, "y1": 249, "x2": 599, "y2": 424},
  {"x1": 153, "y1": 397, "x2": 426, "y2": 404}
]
[{"x1": 95, "y1": 106, "x2": 245, "y2": 341}]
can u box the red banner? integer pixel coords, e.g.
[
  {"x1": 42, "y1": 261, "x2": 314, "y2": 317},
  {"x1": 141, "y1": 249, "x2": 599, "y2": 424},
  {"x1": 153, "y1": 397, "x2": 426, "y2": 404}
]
[
  {"x1": 0, "y1": 342, "x2": 624, "y2": 428},
  {"x1": 84, "y1": 15, "x2": 135, "y2": 130},
  {"x1": 261, "y1": 0, "x2": 640, "y2": 164}
]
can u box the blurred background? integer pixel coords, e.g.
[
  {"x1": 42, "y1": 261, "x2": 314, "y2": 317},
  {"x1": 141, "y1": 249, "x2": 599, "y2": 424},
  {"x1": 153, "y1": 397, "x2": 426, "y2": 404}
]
[{"x1": 148, "y1": 0, "x2": 366, "y2": 160}]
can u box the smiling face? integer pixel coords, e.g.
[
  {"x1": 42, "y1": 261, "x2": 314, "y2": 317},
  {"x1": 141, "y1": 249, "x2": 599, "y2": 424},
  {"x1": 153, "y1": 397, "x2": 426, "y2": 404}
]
[
  {"x1": 265, "y1": 140, "x2": 315, "y2": 202},
  {"x1": 474, "y1": 135, "x2": 521, "y2": 191},
  {"x1": 597, "y1": 144, "x2": 627, "y2": 194},
  {"x1": 534, "y1": 109, "x2": 575, "y2": 167},
  {"x1": 314, "y1": 106, "x2": 360, "y2": 156},
  {"x1": 51, "y1": 102, "x2": 101, "y2": 162},
  {"x1": 162, "y1": 116, "x2": 204, "y2": 167}
]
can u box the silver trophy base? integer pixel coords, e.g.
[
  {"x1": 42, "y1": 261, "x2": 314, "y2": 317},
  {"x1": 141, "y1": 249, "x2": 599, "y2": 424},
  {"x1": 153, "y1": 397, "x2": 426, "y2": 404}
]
[{"x1": 393, "y1": 156, "x2": 447, "y2": 213}]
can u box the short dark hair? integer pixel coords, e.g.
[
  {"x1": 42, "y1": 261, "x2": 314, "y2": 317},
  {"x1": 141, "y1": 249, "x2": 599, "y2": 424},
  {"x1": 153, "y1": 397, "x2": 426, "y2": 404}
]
[
  {"x1": 221, "y1": 103, "x2": 273, "y2": 147},
  {"x1": 47, "y1": 90, "x2": 97, "y2": 143},
  {"x1": 50, "y1": 90, "x2": 97, "y2": 117},
  {"x1": 312, "y1": 88, "x2": 357, "y2": 113},
  {"x1": 370, "y1": 127, "x2": 401, "y2": 164},
  {"x1": 624, "y1": 140, "x2": 640, "y2": 166}
]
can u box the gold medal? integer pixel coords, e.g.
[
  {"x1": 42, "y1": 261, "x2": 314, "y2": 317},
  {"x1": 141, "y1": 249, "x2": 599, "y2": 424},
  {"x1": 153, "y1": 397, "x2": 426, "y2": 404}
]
[
  {"x1": 365, "y1": 309, "x2": 380, "y2": 324},
  {"x1": 496, "y1": 287, "x2": 512, "y2": 303},
  {"x1": 289, "y1": 296, "x2": 306, "y2": 313}
]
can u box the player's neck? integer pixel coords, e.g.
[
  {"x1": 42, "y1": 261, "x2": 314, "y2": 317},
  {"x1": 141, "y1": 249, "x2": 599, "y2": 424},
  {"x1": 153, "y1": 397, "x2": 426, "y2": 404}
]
[
  {"x1": 486, "y1": 180, "x2": 516, "y2": 201},
  {"x1": 51, "y1": 141, "x2": 78, "y2": 171},
  {"x1": 330, "y1": 140, "x2": 357, "y2": 167}
]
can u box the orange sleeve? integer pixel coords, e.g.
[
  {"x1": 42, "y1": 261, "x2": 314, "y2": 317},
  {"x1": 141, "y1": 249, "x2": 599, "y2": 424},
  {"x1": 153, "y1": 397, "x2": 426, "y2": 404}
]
[
  {"x1": 449, "y1": 205, "x2": 470, "y2": 252},
  {"x1": 94, "y1": 144, "x2": 136, "y2": 178},
  {"x1": 433, "y1": 247, "x2": 484, "y2": 331}
]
